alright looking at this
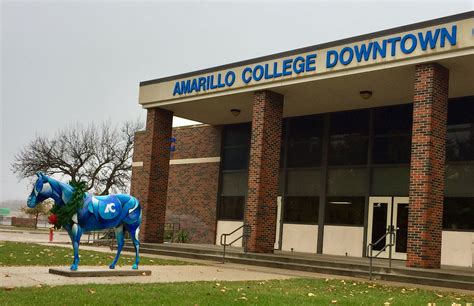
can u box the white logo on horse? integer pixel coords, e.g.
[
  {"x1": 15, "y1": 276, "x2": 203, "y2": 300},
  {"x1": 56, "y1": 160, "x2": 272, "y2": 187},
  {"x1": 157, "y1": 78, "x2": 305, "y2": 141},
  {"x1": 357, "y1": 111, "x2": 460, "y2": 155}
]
[{"x1": 104, "y1": 203, "x2": 116, "y2": 213}]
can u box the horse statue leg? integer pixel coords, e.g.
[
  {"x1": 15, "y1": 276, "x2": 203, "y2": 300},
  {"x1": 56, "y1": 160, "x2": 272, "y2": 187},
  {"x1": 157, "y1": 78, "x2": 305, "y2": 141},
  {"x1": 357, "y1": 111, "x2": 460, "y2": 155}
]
[
  {"x1": 127, "y1": 224, "x2": 140, "y2": 269},
  {"x1": 66, "y1": 223, "x2": 83, "y2": 271},
  {"x1": 109, "y1": 224, "x2": 124, "y2": 269}
]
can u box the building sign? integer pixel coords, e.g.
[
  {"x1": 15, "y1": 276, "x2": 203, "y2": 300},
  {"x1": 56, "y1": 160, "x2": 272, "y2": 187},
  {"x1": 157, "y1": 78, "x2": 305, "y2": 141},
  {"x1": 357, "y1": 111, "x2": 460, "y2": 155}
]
[{"x1": 172, "y1": 26, "x2": 457, "y2": 97}]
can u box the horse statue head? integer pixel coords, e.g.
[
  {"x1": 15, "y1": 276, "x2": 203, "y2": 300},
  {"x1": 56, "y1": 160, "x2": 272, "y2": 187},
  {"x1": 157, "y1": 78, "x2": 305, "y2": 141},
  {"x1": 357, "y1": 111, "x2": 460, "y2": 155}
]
[{"x1": 27, "y1": 172, "x2": 52, "y2": 208}]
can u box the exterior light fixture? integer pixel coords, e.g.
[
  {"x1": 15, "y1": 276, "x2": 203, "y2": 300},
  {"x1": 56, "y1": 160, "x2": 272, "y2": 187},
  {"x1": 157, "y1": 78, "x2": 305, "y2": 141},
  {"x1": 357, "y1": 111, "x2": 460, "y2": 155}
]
[
  {"x1": 230, "y1": 109, "x2": 241, "y2": 116},
  {"x1": 359, "y1": 90, "x2": 373, "y2": 100}
]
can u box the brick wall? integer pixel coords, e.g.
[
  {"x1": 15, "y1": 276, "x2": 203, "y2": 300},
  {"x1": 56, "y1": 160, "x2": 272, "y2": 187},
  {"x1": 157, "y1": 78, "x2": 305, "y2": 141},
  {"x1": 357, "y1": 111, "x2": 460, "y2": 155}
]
[
  {"x1": 407, "y1": 63, "x2": 449, "y2": 268},
  {"x1": 11, "y1": 217, "x2": 36, "y2": 228},
  {"x1": 166, "y1": 125, "x2": 222, "y2": 243},
  {"x1": 130, "y1": 108, "x2": 173, "y2": 243},
  {"x1": 131, "y1": 124, "x2": 222, "y2": 244},
  {"x1": 245, "y1": 90, "x2": 283, "y2": 253},
  {"x1": 170, "y1": 125, "x2": 222, "y2": 159}
]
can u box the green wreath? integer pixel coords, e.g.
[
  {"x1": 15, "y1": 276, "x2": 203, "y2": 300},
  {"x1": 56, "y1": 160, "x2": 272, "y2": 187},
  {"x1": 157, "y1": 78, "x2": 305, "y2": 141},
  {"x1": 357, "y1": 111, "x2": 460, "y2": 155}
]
[{"x1": 50, "y1": 181, "x2": 87, "y2": 229}]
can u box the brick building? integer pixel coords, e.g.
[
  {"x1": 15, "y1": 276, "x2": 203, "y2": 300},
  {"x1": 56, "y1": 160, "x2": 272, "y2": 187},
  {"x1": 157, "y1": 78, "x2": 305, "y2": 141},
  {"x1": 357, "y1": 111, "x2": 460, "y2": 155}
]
[{"x1": 131, "y1": 12, "x2": 474, "y2": 269}]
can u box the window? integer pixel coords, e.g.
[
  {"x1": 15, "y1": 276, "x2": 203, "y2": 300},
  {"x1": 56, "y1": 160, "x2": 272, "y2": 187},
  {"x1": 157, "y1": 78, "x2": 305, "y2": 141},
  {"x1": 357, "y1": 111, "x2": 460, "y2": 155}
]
[
  {"x1": 286, "y1": 169, "x2": 321, "y2": 195},
  {"x1": 286, "y1": 116, "x2": 323, "y2": 167},
  {"x1": 222, "y1": 124, "x2": 250, "y2": 170},
  {"x1": 445, "y1": 164, "x2": 474, "y2": 196},
  {"x1": 278, "y1": 169, "x2": 285, "y2": 196},
  {"x1": 373, "y1": 136, "x2": 411, "y2": 164},
  {"x1": 283, "y1": 196, "x2": 319, "y2": 224},
  {"x1": 373, "y1": 104, "x2": 412, "y2": 135},
  {"x1": 219, "y1": 124, "x2": 250, "y2": 220},
  {"x1": 288, "y1": 115, "x2": 323, "y2": 141},
  {"x1": 221, "y1": 172, "x2": 247, "y2": 195},
  {"x1": 287, "y1": 141, "x2": 322, "y2": 167},
  {"x1": 373, "y1": 104, "x2": 412, "y2": 164},
  {"x1": 328, "y1": 110, "x2": 369, "y2": 165},
  {"x1": 371, "y1": 167, "x2": 410, "y2": 195},
  {"x1": 446, "y1": 97, "x2": 474, "y2": 162},
  {"x1": 327, "y1": 168, "x2": 367, "y2": 196},
  {"x1": 222, "y1": 147, "x2": 249, "y2": 170},
  {"x1": 443, "y1": 197, "x2": 474, "y2": 230},
  {"x1": 218, "y1": 196, "x2": 245, "y2": 220},
  {"x1": 224, "y1": 124, "x2": 251, "y2": 147},
  {"x1": 325, "y1": 196, "x2": 365, "y2": 226}
]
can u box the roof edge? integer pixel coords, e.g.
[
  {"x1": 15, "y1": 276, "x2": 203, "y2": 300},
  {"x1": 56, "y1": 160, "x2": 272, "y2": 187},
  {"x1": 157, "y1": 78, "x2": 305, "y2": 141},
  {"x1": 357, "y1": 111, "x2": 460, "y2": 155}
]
[{"x1": 140, "y1": 10, "x2": 474, "y2": 87}]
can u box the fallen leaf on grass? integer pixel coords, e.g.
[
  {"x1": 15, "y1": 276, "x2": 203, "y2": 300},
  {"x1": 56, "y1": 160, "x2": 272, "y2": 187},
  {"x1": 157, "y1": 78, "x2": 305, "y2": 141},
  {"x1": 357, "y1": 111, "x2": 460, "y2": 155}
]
[
  {"x1": 435, "y1": 293, "x2": 443, "y2": 298},
  {"x1": 88, "y1": 289, "x2": 96, "y2": 294},
  {"x1": 238, "y1": 297, "x2": 248, "y2": 300},
  {"x1": 307, "y1": 293, "x2": 315, "y2": 297},
  {"x1": 331, "y1": 300, "x2": 338, "y2": 304},
  {"x1": 35, "y1": 284, "x2": 42, "y2": 288},
  {"x1": 4, "y1": 287, "x2": 15, "y2": 291}
]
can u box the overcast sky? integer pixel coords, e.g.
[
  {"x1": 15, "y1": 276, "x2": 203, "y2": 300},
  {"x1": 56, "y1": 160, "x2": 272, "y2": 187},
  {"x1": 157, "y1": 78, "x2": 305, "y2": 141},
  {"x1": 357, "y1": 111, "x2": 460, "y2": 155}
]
[{"x1": 1, "y1": 0, "x2": 473, "y2": 202}]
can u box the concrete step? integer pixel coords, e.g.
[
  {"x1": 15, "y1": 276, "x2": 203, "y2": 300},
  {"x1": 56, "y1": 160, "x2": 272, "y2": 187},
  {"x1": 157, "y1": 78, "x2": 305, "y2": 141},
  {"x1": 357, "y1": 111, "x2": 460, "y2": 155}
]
[
  {"x1": 123, "y1": 244, "x2": 474, "y2": 290},
  {"x1": 130, "y1": 243, "x2": 474, "y2": 283}
]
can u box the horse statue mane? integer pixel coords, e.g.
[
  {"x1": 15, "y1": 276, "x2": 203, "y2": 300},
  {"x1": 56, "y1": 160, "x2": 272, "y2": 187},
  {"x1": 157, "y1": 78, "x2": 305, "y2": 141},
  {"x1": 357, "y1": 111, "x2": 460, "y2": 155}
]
[{"x1": 27, "y1": 172, "x2": 142, "y2": 271}]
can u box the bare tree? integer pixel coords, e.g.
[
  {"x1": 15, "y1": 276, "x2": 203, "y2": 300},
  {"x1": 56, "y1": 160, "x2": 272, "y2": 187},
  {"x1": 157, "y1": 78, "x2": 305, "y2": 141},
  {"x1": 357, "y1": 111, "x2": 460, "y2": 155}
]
[{"x1": 12, "y1": 120, "x2": 144, "y2": 195}]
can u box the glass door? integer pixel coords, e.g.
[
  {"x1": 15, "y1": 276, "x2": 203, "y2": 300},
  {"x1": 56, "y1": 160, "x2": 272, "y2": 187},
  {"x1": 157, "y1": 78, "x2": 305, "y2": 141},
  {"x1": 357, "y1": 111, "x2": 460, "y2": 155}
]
[
  {"x1": 367, "y1": 196, "x2": 409, "y2": 259},
  {"x1": 392, "y1": 197, "x2": 409, "y2": 260},
  {"x1": 367, "y1": 197, "x2": 392, "y2": 258}
]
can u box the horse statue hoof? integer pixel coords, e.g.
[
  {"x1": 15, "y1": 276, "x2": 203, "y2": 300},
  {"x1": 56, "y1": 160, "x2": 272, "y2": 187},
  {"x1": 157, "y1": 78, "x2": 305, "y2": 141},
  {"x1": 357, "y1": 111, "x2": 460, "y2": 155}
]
[
  {"x1": 109, "y1": 264, "x2": 116, "y2": 269},
  {"x1": 132, "y1": 264, "x2": 138, "y2": 270},
  {"x1": 70, "y1": 265, "x2": 78, "y2": 271}
]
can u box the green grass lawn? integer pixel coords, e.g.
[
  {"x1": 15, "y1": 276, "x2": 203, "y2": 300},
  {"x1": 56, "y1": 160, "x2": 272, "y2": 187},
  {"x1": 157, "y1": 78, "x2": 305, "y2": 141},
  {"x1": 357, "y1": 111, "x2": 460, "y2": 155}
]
[
  {"x1": 0, "y1": 241, "x2": 192, "y2": 267},
  {"x1": 1, "y1": 278, "x2": 472, "y2": 305}
]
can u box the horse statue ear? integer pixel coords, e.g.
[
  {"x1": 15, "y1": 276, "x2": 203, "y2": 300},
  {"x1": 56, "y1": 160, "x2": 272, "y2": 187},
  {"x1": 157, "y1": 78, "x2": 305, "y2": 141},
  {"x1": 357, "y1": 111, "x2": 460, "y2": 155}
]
[{"x1": 36, "y1": 171, "x2": 44, "y2": 178}]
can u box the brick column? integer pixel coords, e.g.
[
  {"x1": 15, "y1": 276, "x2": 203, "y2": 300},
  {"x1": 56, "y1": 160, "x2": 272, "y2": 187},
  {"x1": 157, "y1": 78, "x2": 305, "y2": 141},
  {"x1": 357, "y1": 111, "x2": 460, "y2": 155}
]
[
  {"x1": 245, "y1": 90, "x2": 283, "y2": 253},
  {"x1": 130, "y1": 108, "x2": 173, "y2": 243},
  {"x1": 407, "y1": 63, "x2": 449, "y2": 268}
]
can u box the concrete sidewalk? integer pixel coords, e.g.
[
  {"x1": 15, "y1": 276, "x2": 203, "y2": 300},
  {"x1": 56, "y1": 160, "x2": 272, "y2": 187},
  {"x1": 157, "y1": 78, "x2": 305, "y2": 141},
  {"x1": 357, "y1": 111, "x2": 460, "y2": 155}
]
[
  {"x1": 0, "y1": 227, "x2": 70, "y2": 243},
  {"x1": 0, "y1": 265, "x2": 294, "y2": 288}
]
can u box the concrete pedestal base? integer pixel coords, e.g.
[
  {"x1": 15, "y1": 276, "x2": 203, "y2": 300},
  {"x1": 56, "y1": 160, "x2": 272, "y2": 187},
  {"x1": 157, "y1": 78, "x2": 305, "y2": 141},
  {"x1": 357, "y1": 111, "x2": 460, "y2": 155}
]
[{"x1": 49, "y1": 268, "x2": 152, "y2": 277}]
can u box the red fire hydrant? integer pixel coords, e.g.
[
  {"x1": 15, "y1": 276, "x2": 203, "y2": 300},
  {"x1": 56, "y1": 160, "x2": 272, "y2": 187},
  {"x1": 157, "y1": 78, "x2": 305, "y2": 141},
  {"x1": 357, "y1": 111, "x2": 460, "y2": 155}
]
[
  {"x1": 47, "y1": 214, "x2": 57, "y2": 243},
  {"x1": 49, "y1": 227, "x2": 54, "y2": 242}
]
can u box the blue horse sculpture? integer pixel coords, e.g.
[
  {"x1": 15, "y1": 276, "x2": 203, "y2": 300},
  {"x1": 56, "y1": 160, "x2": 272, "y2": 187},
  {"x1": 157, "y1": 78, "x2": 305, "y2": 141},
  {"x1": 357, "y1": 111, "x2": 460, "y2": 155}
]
[{"x1": 27, "y1": 172, "x2": 141, "y2": 271}]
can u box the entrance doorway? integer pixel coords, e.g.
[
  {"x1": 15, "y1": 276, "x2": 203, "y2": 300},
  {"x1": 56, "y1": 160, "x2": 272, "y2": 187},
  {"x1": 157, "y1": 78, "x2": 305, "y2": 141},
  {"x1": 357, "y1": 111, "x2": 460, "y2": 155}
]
[{"x1": 367, "y1": 196, "x2": 409, "y2": 260}]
